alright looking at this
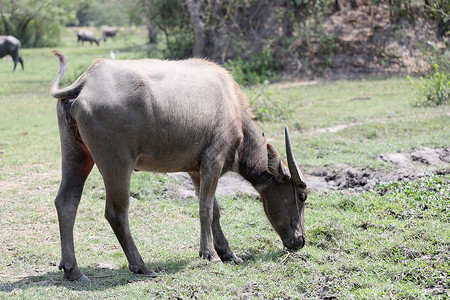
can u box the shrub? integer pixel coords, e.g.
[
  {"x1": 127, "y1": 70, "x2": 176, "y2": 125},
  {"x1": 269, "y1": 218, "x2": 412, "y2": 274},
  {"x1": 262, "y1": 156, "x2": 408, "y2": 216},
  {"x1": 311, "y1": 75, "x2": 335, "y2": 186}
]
[
  {"x1": 247, "y1": 82, "x2": 293, "y2": 122},
  {"x1": 225, "y1": 49, "x2": 281, "y2": 86},
  {"x1": 409, "y1": 64, "x2": 450, "y2": 107},
  {"x1": 420, "y1": 41, "x2": 450, "y2": 74},
  {"x1": 62, "y1": 64, "x2": 90, "y2": 86}
]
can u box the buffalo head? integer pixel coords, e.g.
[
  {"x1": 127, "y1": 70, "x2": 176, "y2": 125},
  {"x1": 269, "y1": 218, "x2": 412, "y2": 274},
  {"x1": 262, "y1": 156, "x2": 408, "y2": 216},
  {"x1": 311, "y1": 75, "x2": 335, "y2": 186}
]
[{"x1": 259, "y1": 127, "x2": 307, "y2": 250}]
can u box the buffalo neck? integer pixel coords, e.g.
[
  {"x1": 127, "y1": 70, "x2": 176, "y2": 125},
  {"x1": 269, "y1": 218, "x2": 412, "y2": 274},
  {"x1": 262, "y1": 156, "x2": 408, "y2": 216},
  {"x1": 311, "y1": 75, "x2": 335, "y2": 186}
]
[{"x1": 237, "y1": 117, "x2": 271, "y2": 188}]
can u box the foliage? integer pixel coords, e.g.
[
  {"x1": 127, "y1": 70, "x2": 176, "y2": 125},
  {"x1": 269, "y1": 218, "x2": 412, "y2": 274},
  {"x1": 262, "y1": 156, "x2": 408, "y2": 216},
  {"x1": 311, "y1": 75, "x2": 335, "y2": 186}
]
[
  {"x1": 409, "y1": 64, "x2": 450, "y2": 107},
  {"x1": 380, "y1": 0, "x2": 449, "y2": 24},
  {"x1": 423, "y1": 0, "x2": 450, "y2": 31},
  {"x1": 246, "y1": 82, "x2": 293, "y2": 122},
  {"x1": 0, "y1": 0, "x2": 90, "y2": 47},
  {"x1": 420, "y1": 41, "x2": 450, "y2": 74},
  {"x1": 76, "y1": 0, "x2": 130, "y2": 27},
  {"x1": 130, "y1": 0, "x2": 191, "y2": 56},
  {"x1": 61, "y1": 63, "x2": 90, "y2": 87},
  {"x1": 225, "y1": 49, "x2": 281, "y2": 86}
]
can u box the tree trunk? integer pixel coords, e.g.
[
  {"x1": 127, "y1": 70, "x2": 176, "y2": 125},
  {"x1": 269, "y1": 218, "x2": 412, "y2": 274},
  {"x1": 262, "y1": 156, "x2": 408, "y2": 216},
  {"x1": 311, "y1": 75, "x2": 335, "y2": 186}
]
[
  {"x1": 335, "y1": 0, "x2": 359, "y2": 11},
  {"x1": 1, "y1": 12, "x2": 10, "y2": 34},
  {"x1": 437, "y1": 19, "x2": 450, "y2": 38},
  {"x1": 185, "y1": 0, "x2": 206, "y2": 57},
  {"x1": 146, "y1": 23, "x2": 158, "y2": 44}
]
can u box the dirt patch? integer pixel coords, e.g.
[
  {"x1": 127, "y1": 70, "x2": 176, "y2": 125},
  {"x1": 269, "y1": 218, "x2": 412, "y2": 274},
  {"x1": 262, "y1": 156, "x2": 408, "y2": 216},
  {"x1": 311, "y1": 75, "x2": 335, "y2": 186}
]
[
  {"x1": 291, "y1": 3, "x2": 448, "y2": 80},
  {"x1": 307, "y1": 165, "x2": 423, "y2": 192},
  {"x1": 0, "y1": 167, "x2": 60, "y2": 197},
  {"x1": 379, "y1": 147, "x2": 450, "y2": 168},
  {"x1": 165, "y1": 147, "x2": 449, "y2": 196},
  {"x1": 166, "y1": 172, "x2": 258, "y2": 199},
  {"x1": 311, "y1": 122, "x2": 363, "y2": 134},
  {"x1": 308, "y1": 147, "x2": 450, "y2": 192}
]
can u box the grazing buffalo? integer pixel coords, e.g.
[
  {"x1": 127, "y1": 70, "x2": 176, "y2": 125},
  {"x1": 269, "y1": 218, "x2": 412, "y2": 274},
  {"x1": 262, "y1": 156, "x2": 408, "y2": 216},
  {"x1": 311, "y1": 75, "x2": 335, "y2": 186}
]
[
  {"x1": 77, "y1": 30, "x2": 99, "y2": 46},
  {"x1": 0, "y1": 35, "x2": 24, "y2": 71},
  {"x1": 50, "y1": 50, "x2": 308, "y2": 282},
  {"x1": 102, "y1": 27, "x2": 117, "y2": 42}
]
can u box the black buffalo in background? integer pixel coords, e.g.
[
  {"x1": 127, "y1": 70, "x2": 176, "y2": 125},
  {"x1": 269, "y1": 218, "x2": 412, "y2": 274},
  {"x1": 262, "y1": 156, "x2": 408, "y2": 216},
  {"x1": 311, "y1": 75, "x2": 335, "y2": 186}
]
[
  {"x1": 102, "y1": 27, "x2": 117, "y2": 42},
  {"x1": 77, "y1": 30, "x2": 100, "y2": 46},
  {"x1": 0, "y1": 35, "x2": 24, "y2": 71}
]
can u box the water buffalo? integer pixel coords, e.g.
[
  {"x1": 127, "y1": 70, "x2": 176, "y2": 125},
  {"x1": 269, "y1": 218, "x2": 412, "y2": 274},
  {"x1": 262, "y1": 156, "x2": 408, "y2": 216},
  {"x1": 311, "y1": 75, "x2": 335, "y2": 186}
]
[
  {"x1": 77, "y1": 30, "x2": 99, "y2": 46},
  {"x1": 0, "y1": 35, "x2": 24, "y2": 71},
  {"x1": 50, "y1": 50, "x2": 308, "y2": 281},
  {"x1": 102, "y1": 27, "x2": 117, "y2": 42}
]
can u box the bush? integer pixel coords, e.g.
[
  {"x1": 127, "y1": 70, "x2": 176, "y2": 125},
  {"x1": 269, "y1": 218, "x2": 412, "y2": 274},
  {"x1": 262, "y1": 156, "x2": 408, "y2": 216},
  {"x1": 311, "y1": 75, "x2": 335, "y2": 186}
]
[
  {"x1": 247, "y1": 82, "x2": 293, "y2": 122},
  {"x1": 409, "y1": 64, "x2": 450, "y2": 107},
  {"x1": 420, "y1": 41, "x2": 450, "y2": 74},
  {"x1": 225, "y1": 49, "x2": 281, "y2": 86}
]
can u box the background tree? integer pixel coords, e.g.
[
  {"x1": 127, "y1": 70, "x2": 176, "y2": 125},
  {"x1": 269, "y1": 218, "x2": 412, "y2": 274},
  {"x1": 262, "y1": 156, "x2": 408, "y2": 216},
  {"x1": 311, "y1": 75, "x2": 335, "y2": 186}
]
[
  {"x1": 131, "y1": 0, "x2": 192, "y2": 58},
  {"x1": 0, "y1": 0, "x2": 92, "y2": 47},
  {"x1": 75, "y1": 0, "x2": 130, "y2": 27}
]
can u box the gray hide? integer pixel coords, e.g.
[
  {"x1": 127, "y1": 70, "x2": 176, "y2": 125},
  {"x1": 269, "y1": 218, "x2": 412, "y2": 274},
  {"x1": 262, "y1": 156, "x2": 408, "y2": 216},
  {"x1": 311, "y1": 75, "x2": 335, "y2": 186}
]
[
  {"x1": 0, "y1": 35, "x2": 24, "y2": 71},
  {"x1": 50, "y1": 51, "x2": 308, "y2": 282},
  {"x1": 77, "y1": 30, "x2": 100, "y2": 46}
]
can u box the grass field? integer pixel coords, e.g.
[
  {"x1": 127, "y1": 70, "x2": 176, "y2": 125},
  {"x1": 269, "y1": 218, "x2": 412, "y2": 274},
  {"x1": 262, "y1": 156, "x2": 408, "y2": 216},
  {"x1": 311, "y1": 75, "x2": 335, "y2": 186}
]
[{"x1": 0, "y1": 27, "x2": 449, "y2": 299}]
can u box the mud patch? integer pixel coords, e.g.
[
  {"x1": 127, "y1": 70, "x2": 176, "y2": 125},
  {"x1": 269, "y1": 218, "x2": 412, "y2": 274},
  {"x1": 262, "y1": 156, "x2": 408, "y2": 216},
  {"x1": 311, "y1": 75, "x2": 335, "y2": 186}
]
[
  {"x1": 379, "y1": 147, "x2": 450, "y2": 167},
  {"x1": 308, "y1": 147, "x2": 450, "y2": 192},
  {"x1": 307, "y1": 166, "x2": 424, "y2": 192},
  {"x1": 166, "y1": 172, "x2": 258, "y2": 199},
  {"x1": 164, "y1": 147, "x2": 449, "y2": 196}
]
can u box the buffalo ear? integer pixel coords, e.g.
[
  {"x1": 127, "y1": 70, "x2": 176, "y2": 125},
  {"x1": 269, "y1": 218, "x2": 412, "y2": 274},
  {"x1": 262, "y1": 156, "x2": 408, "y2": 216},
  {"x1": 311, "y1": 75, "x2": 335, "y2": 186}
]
[{"x1": 267, "y1": 144, "x2": 289, "y2": 181}]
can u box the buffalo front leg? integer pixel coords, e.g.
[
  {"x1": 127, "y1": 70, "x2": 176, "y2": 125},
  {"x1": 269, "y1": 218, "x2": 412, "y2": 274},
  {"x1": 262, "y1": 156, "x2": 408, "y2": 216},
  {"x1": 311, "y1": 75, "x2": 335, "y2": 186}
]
[
  {"x1": 101, "y1": 166, "x2": 157, "y2": 277},
  {"x1": 55, "y1": 132, "x2": 94, "y2": 281},
  {"x1": 197, "y1": 170, "x2": 221, "y2": 262},
  {"x1": 189, "y1": 173, "x2": 242, "y2": 263},
  {"x1": 211, "y1": 197, "x2": 243, "y2": 263},
  {"x1": 196, "y1": 165, "x2": 235, "y2": 263}
]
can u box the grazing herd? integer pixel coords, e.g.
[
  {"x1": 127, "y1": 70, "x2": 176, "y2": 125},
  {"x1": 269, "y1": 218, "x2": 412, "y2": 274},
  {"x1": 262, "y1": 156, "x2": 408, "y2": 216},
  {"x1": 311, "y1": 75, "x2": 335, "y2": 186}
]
[
  {"x1": 77, "y1": 27, "x2": 117, "y2": 46},
  {"x1": 1, "y1": 27, "x2": 117, "y2": 71}
]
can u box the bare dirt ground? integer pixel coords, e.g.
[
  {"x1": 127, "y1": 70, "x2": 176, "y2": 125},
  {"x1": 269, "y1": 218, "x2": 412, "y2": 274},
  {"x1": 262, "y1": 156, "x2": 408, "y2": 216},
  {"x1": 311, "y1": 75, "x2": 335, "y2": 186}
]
[
  {"x1": 308, "y1": 146, "x2": 450, "y2": 192},
  {"x1": 165, "y1": 147, "x2": 450, "y2": 197},
  {"x1": 289, "y1": 3, "x2": 449, "y2": 80}
]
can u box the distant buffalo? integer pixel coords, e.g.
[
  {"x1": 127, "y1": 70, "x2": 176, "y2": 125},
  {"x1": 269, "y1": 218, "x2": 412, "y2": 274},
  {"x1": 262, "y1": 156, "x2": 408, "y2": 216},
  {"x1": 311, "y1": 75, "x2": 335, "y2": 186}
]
[
  {"x1": 0, "y1": 35, "x2": 24, "y2": 71},
  {"x1": 102, "y1": 27, "x2": 117, "y2": 42},
  {"x1": 77, "y1": 30, "x2": 100, "y2": 46}
]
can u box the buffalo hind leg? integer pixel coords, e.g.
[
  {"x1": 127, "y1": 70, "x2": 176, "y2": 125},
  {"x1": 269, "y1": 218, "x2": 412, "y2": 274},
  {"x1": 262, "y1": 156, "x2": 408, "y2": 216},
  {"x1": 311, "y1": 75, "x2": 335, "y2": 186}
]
[
  {"x1": 55, "y1": 121, "x2": 94, "y2": 281},
  {"x1": 12, "y1": 58, "x2": 18, "y2": 71},
  {"x1": 101, "y1": 164, "x2": 157, "y2": 277},
  {"x1": 189, "y1": 173, "x2": 242, "y2": 263},
  {"x1": 11, "y1": 51, "x2": 23, "y2": 71},
  {"x1": 18, "y1": 56, "x2": 24, "y2": 70}
]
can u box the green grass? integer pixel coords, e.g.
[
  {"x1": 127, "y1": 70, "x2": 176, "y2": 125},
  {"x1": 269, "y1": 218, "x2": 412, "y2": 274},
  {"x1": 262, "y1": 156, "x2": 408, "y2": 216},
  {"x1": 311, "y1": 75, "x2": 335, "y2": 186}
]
[{"x1": 0, "y1": 26, "x2": 449, "y2": 299}]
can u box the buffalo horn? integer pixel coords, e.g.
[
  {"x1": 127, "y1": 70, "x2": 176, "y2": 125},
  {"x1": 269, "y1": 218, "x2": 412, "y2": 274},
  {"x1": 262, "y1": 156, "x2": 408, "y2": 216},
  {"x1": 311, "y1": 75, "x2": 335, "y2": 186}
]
[{"x1": 285, "y1": 126, "x2": 306, "y2": 186}]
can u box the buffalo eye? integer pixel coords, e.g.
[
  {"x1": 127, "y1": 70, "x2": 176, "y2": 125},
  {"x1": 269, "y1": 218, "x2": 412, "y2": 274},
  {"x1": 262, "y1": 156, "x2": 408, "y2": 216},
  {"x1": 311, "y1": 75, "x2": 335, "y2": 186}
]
[{"x1": 298, "y1": 192, "x2": 307, "y2": 202}]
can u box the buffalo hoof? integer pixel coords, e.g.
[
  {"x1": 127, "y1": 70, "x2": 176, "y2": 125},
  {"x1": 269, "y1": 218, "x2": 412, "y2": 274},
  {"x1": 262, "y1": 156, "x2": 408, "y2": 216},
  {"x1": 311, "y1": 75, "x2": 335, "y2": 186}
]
[
  {"x1": 199, "y1": 251, "x2": 222, "y2": 263},
  {"x1": 231, "y1": 253, "x2": 244, "y2": 264},
  {"x1": 64, "y1": 273, "x2": 90, "y2": 282},
  {"x1": 130, "y1": 265, "x2": 158, "y2": 278},
  {"x1": 215, "y1": 247, "x2": 243, "y2": 264},
  {"x1": 78, "y1": 274, "x2": 90, "y2": 282},
  {"x1": 140, "y1": 271, "x2": 158, "y2": 278}
]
